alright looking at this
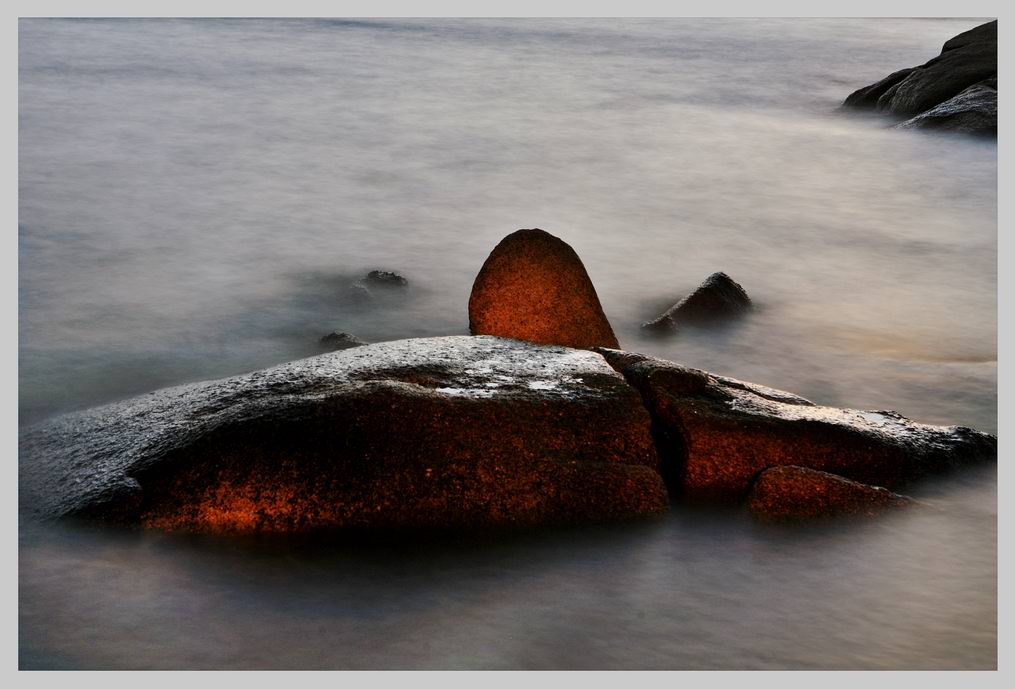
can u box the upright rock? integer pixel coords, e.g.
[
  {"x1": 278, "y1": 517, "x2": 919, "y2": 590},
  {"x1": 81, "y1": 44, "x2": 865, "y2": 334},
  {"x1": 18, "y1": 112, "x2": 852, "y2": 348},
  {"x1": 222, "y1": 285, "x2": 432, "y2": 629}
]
[
  {"x1": 597, "y1": 348, "x2": 996, "y2": 504},
  {"x1": 469, "y1": 229, "x2": 620, "y2": 349},
  {"x1": 842, "y1": 20, "x2": 996, "y2": 136},
  {"x1": 20, "y1": 336, "x2": 666, "y2": 532},
  {"x1": 643, "y1": 271, "x2": 751, "y2": 331}
]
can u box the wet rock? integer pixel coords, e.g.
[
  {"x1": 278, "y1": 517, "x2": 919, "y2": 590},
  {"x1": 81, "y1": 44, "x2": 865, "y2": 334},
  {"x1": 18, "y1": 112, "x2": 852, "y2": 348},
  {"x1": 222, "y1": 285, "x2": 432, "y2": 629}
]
[
  {"x1": 363, "y1": 270, "x2": 408, "y2": 288},
  {"x1": 843, "y1": 20, "x2": 996, "y2": 135},
  {"x1": 642, "y1": 272, "x2": 751, "y2": 331},
  {"x1": 19, "y1": 336, "x2": 666, "y2": 533},
  {"x1": 468, "y1": 228, "x2": 620, "y2": 350},
  {"x1": 896, "y1": 79, "x2": 996, "y2": 135},
  {"x1": 746, "y1": 465, "x2": 914, "y2": 522},
  {"x1": 319, "y1": 332, "x2": 368, "y2": 351},
  {"x1": 596, "y1": 348, "x2": 996, "y2": 504}
]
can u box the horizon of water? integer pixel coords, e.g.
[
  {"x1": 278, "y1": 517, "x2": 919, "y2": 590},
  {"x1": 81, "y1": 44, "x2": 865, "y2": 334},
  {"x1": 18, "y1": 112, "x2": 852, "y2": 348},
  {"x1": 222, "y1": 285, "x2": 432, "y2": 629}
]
[{"x1": 18, "y1": 17, "x2": 997, "y2": 670}]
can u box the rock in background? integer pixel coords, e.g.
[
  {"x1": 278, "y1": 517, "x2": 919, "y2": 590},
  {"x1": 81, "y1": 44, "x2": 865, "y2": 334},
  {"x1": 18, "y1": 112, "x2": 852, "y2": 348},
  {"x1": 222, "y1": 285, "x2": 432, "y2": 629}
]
[{"x1": 842, "y1": 20, "x2": 996, "y2": 135}]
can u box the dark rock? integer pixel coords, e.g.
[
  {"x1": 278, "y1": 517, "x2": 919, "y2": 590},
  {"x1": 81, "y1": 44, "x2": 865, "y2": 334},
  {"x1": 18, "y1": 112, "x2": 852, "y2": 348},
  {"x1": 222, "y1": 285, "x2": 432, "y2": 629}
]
[
  {"x1": 469, "y1": 229, "x2": 620, "y2": 349},
  {"x1": 642, "y1": 272, "x2": 751, "y2": 331},
  {"x1": 843, "y1": 20, "x2": 996, "y2": 134},
  {"x1": 319, "y1": 332, "x2": 368, "y2": 351},
  {"x1": 19, "y1": 336, "x2": 667, "y2": 532},
  {"x1": 363, "y1": 270, "x2": 408, "y2": 288},
  {"x1": 596, "y1": 348, "x2": 996, "y2": 505},
  {"x1": 746, "y1": 465, "x2": 914, "y2": 522},
  {"x1": 842, "y1": 67, "x2": 917, "y2": 109},
  {"x1": 896, "y1": 80, "x2": 997, "y2": 135}
]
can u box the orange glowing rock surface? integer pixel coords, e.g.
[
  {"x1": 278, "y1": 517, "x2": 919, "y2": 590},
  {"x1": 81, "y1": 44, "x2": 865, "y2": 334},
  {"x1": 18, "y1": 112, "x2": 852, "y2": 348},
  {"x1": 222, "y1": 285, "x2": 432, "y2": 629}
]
[
  {"x1": 597, "y1": 348, "x2": 996, "y2": 505},
  {"x1": 746, "y1": 466, "x2": 914, "y2": 522},
  {"x1": 469, "y1": 228, "x2": 620, "y2": 350},
  {"x1": 21, "y1": 336, "x2": 667, "y2": 533}
]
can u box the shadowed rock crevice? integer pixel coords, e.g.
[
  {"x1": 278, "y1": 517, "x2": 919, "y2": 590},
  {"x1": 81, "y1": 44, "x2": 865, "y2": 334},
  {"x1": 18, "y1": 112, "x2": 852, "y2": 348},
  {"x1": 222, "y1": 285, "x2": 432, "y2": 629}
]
[{"x1": 592, "y1": 349, "x2": 690, "y2": 497}]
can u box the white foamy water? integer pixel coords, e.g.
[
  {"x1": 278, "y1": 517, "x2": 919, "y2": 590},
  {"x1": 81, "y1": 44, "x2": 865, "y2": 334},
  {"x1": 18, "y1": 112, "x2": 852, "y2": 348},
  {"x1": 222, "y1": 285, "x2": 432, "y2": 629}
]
[{"x1": 18, "y1": 18, "x2": 996, "y2": 669}]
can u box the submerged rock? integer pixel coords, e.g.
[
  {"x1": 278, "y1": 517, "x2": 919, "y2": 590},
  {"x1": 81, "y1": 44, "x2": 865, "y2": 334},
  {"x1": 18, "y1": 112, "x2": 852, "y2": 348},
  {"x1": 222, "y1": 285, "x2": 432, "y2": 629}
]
[
  {"x1": 319, "y1": 332, "x2": 368, "y2": 351},
  {"x1": 468, "y1": 229, "x2": 620, "y2": 350},
  {"x1": 642, "y1": 271, "x2": 751, "y2": 331},
  {"x1": 19, "y1": 336, "x2": 666, "y2": 532},
  {"x1": 843, "y1": 20, "x2": 996, "y2": 135},
  {"x1": 596, "y1": 348, "x2": 996, "y2": 504},
  {"x1": 746, "y1": 466, "x2": 914, "y2": 522},
  {"x1": 363, "y1": 270, "x2": 408, "y2": 288},
  {"x1": 345, "y1": 281, "x2": 374, "y2": 304}
]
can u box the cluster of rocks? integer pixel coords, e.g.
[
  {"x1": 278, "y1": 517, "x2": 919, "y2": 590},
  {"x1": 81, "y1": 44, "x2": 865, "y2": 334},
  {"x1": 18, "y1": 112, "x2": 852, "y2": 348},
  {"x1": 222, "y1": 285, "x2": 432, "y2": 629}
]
[
  {"x1": 319, "y1": 269, "x2": 408, "y2": 350},
  {"x1": 843, "y1": 20, "x2": 996, "y2": 135},
  {"x1": 19, "y1": 228, "x2": 996, "y2": 533}
]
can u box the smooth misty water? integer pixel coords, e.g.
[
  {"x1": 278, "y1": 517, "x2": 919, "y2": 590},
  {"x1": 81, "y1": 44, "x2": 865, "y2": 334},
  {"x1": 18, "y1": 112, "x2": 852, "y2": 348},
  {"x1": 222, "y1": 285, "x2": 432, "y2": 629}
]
[{"x1": 19, "y1": 18, "x2": 996, "y2": 669}]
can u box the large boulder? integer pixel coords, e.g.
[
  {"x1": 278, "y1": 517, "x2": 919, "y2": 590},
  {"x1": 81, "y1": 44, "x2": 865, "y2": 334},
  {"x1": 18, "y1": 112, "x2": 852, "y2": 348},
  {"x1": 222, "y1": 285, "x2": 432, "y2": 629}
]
[
  {"x1": 596, "y1": 349, "x2": 996, "y2": 504},
  {"x1": 746, "y1": 466, "x2": 914, "y2": 522},
  {"x1": 642, "y1": 272, "x2": 751, "y2": 332},
  {"x1": 19, "y1": 336, "x2": 667, "y2": 532},
  {"x1": 843, "y1": 20, "x2": 996, "y2": 135},
  {"x1": 468, "y1": 229, "x2": 620, "y2": 349}
]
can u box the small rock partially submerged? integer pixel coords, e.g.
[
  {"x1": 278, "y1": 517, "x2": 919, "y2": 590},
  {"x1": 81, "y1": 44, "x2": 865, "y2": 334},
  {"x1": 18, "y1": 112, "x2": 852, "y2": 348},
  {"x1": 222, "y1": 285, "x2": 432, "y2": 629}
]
[
  {"x1": 469, "y1": 228, "x2": 620, "y2": 350},
  {"x1": 319, "y1": 332, "x2": 368, "y2": 351},
  {"x1": 19, "y1": 336, "x2": 666, "y2": 532},
  {"x1": 363, "y1": 270, "x2": 408, "y2": 288},
  {"x1": 642, "y1": 272, "x2": 751, "y2": 332},
  {"x1": 596, "y1": 348, "x2": 996, "y2": 505},
  {"x1": 843, "y1": 20, "x2": 996, "y2": 136},
  {"x1": 746, "y1": 466, "x2": 914, "y2": 522}
]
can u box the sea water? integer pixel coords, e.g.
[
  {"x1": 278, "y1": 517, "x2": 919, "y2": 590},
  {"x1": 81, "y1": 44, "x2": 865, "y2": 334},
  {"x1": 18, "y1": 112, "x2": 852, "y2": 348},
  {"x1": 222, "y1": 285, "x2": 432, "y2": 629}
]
[{"x1": 18, "y1": 18, "x2": 997, "y2": 669}]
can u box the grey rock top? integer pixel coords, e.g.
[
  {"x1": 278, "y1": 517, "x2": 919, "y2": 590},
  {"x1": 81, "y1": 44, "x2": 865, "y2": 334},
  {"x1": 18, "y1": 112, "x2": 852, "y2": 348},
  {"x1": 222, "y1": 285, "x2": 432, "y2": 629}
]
[{"x1": 19, "y1": 336, "x2": 651, "y2": 525}]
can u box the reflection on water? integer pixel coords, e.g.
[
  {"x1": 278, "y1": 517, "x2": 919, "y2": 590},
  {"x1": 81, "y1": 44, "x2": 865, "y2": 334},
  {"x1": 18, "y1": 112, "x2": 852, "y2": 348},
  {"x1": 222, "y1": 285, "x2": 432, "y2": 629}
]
[
  {"x1": 19, "y1": 466, "x2": 996, "y2": 670},
  {"x1": 18, "y1": 18, "x2": 996, "y2": 669}
]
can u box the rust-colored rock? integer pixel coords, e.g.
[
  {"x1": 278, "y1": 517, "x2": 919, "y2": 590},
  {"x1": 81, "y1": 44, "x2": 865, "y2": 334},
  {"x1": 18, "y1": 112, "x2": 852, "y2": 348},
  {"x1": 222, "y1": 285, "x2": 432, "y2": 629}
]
[
  {"x1": 746, "y1": 466, "x2": 914, "y2": 522},
  {"x1": 597, "y1": 348, "x2": 996, "y2": 505},
  {"x1": 468, "y1": 229, "x2": 620, "y2": 349},
  {"x1": 19, "y1": 336, "x2": 666, "y2": 533}
]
